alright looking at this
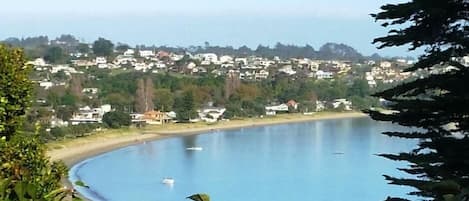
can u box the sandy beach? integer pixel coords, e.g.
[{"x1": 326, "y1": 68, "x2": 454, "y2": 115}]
[{"x1": 47, "y1": 112, "x2": 367, "y2": 167}]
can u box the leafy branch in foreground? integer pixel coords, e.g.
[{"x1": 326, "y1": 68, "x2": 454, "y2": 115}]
[{"x1": 0, "y1": 44, "x2": 80, "y2": 200}]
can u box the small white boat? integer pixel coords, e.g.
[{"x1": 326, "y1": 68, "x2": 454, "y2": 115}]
[
  {"x1": 186, "y1": 147, "x2": 203, "y2": 151},
  {"x1": 162, "y1": 178, "x2": 175, "y2": 185}
]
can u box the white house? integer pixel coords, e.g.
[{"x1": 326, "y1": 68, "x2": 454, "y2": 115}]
[
  {"x1": 265, "y1": 104, "x2": 289, "y2": 112},
  {"x1": 316, "y1": 101, "x2": 326, "y2": 112},
  {"x1": 187, "y1": 62, "x2": 197, "y2": 69},
  {"x1": 39, "y1": 81, "x2": 54, "y2": 89},
  {"x1": 82, "y1": 88, "x2": 98, "y2": 94},
  {"x1": 134, "y1": 63, "x2": 151, "y2": 71},
  {"x1": 196, "y1": 53, "x2": 218, "y2": 63},
  {"x1": 255, "y1": 70, "x2": 269, "y2": 80},
  {"x1": 154, "y1": 62, "x2": 167, "y2": 69},
  {"x1": 198, "y1": 107, "x2": 226, "y2": 122},
  {"x1": 380, "y1": 61, "x2": 392, "y2": 68},
  {"x1": 219, "y1": 55, "x2": 234, "y2": 63},
  {"x1": 123, "y1": 49, "x2": 135, "y2": 56},
  {"x1": 316, "y1": 70, "x2": 334, "y2": 79},
  {"x1": 114, "y1": 55, "x2": 136, "y2": 65},
  {"x1": 139, "y1": 50, "x2": 154, "y2": 58},
  {"x1": 278, "y1": 65, "x2": 296, "y2": 75},
  {"x1": 50, "y1": 65, "x2": 79, "y2": 74},
  {"x1": 70, "y1": 104, "x2": 112, "y2": 125},
  {"x1": 95, "y1": 57, "x2": 107, "y2": 64},
  {"x1": 332, "y1": 99, "x2": 352, "y2": 111}
]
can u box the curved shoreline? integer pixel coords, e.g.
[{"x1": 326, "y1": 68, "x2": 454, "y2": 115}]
[
  {"x1": 47, "y1": 112, "x2": 368, "y2": 167},
  {"x1": 47, "y1": 112, "x2": 367, "y2": 200},
  {"x1": 47, "y1": 112, "x2": 367, "y2": 168}
]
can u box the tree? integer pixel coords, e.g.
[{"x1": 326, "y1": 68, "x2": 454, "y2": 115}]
[
  {"x1": 115, "y1": 44, "x2": 130, "y2": 52},
  {"x1": 103, "y1": 93, "x2": 133, "y2": 112},
  {"x1": 134, "y1": 78, "x2": 154, "y2": 113},
  {"x1": 174, "y1": 91, "x2": 197, "y2": 122},
  {"x1": 347, "y1": 78, "x2": 370, "y2": 98},
  {"x1": 77, "y1": 43, "x2": 90, "y2": 55},
  {"x1": 145, "y1": 78, "x2": 154, "y2": 112},
  {"x1": 135, "y1": 79, "x2": 146, "y2": 113},
  {"x1": 69, "y1": 74, "x2": 83, "y2": 99},
  {"x1": 153, "y1": 88, "x2": 174, "y2": 111},
  {"x1": 44, "y1": 46, "x2": 66, "y2": 64},
  {"x1": 366, "y1": 1, "x2": 469, "y2": 200},
  {"x1": 224, "y1": 71, "x2": 240, "y2": 99},
  {"x1": 0, "y1": 44, "x2": 74, "y2": 200},
  {"x1": 102, "y1": 111, "x2": 131, "y2": 128},
  {"x1": 0, "y1": 45, "x2": 33, "y2": 140},
  {"x1": 92, "y1": 37, "x2": 114, "y2": 57}
]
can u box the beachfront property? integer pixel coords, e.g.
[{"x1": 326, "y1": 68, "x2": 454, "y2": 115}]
[
  {"x1": 265, "y1": 103, "x2": 289, "y2": 115},
  {"x1": 69, "y1": 104, "x2": 112, "y2": 125},
  {"x1": 130, "y1": 110, "x2": 173, "y2": 125},
  {"x1": 198, "y1": 107, "x2": 226, "y2": 122},
  {"x1": 332, "y1": 99, "x2": 353, "y2": 111}
]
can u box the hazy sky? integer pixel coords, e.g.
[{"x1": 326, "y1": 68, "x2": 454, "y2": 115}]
[{"x1": 0, "y1": 0, "x2": 418, "y2": 57}]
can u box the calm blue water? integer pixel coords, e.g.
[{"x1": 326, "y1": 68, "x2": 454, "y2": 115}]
[{"x1": 70, "y1": 117, "x2": 417, "y2": 201}]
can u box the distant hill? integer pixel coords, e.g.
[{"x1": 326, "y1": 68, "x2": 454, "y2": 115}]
[
  {"x1": 316, "y1": 43, "x2": 363, "y2": 61},
  {"x1": 2, "y1": 35, "x2": 376, "y2": 61}
]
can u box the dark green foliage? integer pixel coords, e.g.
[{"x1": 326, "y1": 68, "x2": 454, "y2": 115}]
[
  {"x1": 347, "y1": 79, "x2": 370, "y2": 97},
  {"x1": 0, "y1": 45, "x2": 76, "y2": 200},
  {"x1": 102, "y1": 111, "x2": 131, "y2": 129},
  {"x1": 49, "y1": 123, "x2": 100, "y2": 139},
  {"x1": 0, "y1": 45, "x2": 32, "y2": 141},
  {"x1": 55, "y1": 105, "x2": 77, "y2": 121},
  {"x1": 44, "y1": 46, "x2": 66, "y2": 64},
  {"x1": 115, "y1": 44, "x2": 130, "y2": 52},
  {"x1": 174, "y1": 91, "x2": 197, "y2": 122},
  {"x1": 317, "y1": 43, "x2": 363, "y2": 61},
  {"x1": 76, "y1": 43, "x2": 90, "y2": 55},
  {"x1": 92, "y1": 38, "x2": 114, "y2": 57},
  {"x1": 367, "y1": 0, "x2": 469, "y2": 200},
  {"x1": 153, "y1": 88, "x2": 174, "y2": 111},
  {"x1": 103, "y1": 93, "x2": 134, "y2": 112},
  {"x1": 0, "y1": 134, "x2": 69, "y2": 200}
]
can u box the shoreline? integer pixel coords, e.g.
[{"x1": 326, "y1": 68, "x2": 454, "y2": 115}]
[
  {"x1": 47, "y1": 112, "x2": 367, "y2": 200},
  {"x1": 48, "y1": 112, "x2": 367, "y2": 168}
]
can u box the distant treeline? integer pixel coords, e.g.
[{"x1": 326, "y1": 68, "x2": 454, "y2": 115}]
[{"x1": 2, "y1": 34, "x2": 413, "y2": 61}]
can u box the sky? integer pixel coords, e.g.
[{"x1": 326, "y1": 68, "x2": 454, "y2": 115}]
[{"x1": 0, "y1": 0, "x2": 419, "y2": 57}]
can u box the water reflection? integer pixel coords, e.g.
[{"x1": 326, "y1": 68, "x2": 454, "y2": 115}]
[{"x1": 71, "y1": 117, "x2": 417, "y2": 201}]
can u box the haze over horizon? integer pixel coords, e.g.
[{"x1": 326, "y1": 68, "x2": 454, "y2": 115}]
[{"x1": 1, "y1": 0, "x2": 419, "y2": 57}]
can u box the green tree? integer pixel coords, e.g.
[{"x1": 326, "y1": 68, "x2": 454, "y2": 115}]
[
  {"x1": 347, "y1": 78, "x2": 370, "y2": 97},
  {"x1": 115, "y1": 44, "x2": 130, "y2": 52},
  {"x1": 0, "y1": 44, "x2": 75, "y2": 200},
  {"x1": 102, "y1": 111, "x2": 131, "y2": 129},
  {"x1": 77, "y1": 43, "x2": 90, "y2": 55},
  {"x1": 174, "y1": 91, "x2": 197, "y2": 122},
  {"x1": 103, "y1": 93, "x2": 133, "y2": 112},
  {"x1": 0, "y1": 45, "x2": 33, "y2": 140},
  {"x1": 366, "y1": 0, "x2": 469, "y2": 200},
  {"x1": 92, "y1": 37, "x2": 114, "y2": 57},
  {"x1": 44, "y1": 46, "x2": 66, "y2": 64},
  {"x1": 153, "y1": 88, "x2": 174, "y2": 111}
]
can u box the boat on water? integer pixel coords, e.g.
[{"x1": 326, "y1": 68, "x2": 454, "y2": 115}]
[
  {"x1": 186, "y1": 147, "x2": 203, "y2": 151},
  {"x1": 162, "y1": 178, "x2": 175, "y2": 185}
]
